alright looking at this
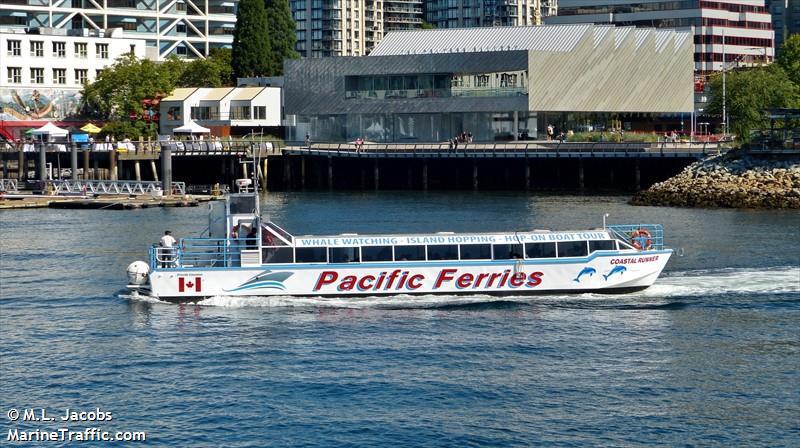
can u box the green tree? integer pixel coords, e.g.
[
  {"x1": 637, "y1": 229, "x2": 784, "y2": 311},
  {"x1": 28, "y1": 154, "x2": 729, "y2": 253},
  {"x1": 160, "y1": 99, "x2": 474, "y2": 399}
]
[
  {"x1": 420, "y1": 21, "x2": 436, "y2": 30},
  {"x1": 232, "y1": 0, "x2": 273, "y2": 79},
  {"x1": 177, "y1": 49, "x2": 235, "y2": 87},
  {"x1": 776, "y1": 33, "x2": 800, "y2": 86},
  {"x1": 99, "y1": 119, "x2": 157, "y2": 140},
  {"x1": 264, "y1": 0, "x2": 299, "y2": 75},
  {"x1": 707, "y1": 65, "x2": 799, "y2": 141},
  {"x1": 82, "y1": 53, "x2": 181, "y2": 118},
  {"x1": 208, "y1": 48, "x2": 234, "y2": 86}
]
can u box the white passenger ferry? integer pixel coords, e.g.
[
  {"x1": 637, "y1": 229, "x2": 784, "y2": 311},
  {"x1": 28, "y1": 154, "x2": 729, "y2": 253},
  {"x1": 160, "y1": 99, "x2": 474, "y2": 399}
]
[{"x1": 126, "y1": 191, "x2": 672, "y2": 302}]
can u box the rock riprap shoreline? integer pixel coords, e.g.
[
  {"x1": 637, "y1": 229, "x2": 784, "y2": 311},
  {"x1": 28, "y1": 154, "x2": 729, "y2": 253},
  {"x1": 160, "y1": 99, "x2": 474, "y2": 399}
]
[{"x1": 630, "y1": 153, "x2": 800, "y2": 208}]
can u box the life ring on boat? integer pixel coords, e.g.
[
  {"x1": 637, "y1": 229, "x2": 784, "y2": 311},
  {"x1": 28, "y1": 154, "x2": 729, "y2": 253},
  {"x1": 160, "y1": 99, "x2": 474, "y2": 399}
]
[{"x1": 631, "y1": 229, "x2": 652, "y2": 250}]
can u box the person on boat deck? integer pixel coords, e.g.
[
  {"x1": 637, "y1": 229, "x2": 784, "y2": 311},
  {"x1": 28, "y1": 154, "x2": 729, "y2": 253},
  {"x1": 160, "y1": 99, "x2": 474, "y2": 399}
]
[
  {"x1": 246, "y1": 226, "x2": 258, "y2": 249},
  {"x1": 159, "y1": 230, "x2": 177, "y2": 268}
]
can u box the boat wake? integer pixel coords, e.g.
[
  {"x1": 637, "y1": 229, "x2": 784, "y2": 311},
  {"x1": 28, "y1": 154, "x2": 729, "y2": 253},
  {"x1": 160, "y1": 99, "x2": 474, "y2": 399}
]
[{"x1": 120, "y1": 266, "x2": 799, "y2": 309}]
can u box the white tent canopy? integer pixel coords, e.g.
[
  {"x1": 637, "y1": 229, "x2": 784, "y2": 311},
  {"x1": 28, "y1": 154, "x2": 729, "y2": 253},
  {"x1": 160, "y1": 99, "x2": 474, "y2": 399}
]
[
  {"x1": 30, "y1": 122, "x2": 69, "y2": 137},
  {"x1": 173, "y1": 121, "x2": 211, "y2": 134}
]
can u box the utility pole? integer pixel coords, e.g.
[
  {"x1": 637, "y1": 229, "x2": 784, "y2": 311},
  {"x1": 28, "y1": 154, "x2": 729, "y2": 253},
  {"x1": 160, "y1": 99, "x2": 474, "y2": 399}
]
[{"x1": 722, "y1": 29, "x2": 726, "y2": 138}]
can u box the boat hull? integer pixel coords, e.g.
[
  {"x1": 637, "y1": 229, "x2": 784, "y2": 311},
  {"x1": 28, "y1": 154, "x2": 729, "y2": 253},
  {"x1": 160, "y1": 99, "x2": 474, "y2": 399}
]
[{"x1": 142, "y1": 250, "x2": 672, "y2": 302}]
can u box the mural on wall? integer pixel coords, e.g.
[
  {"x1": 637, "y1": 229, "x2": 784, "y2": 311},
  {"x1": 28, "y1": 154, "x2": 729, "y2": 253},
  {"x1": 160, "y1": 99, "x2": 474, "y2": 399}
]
[{"x1": 0, "y1": 88, "x2": 82, "y2": 121}]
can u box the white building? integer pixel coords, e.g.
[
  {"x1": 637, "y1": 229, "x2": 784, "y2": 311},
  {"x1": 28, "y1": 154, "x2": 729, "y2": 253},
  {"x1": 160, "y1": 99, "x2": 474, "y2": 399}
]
[
  {"x1": 159, "y1": 86, "x2": 282, "y2": 135},
  {"x1": 0, "y1": 0, "x2": 237, "y2": 60},
  {"x1": 0, "y1": 27, "x2": 146, "y2": 139},
  {"x1": 545, "y1": 0, "x2": 775, "y2": 73}
]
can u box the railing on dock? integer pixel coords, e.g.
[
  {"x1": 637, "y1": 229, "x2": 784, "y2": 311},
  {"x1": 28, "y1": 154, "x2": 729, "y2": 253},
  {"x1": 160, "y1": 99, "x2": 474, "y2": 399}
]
[
  {"x1": 0, "y1": 179, "x2": 18, "y2": 192},
  {"x1": 48, "y1": 180, "x2": 186, "y2": 196},
  {"x1": 286, "y1": 141, "x2": 724, "y2": 157},
  {"x1": 607, "y1": 224, "x2": 665, "y2": 251}
]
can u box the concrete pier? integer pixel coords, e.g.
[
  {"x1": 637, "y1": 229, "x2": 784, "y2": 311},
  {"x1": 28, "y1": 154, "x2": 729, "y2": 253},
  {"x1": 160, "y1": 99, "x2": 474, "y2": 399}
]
[
  {"x1": 161, "y1": 147, "x2": 172, "y2": 194},
  {"x1": 373, "y1": 158, "x2": 379, "y2": 190},
  {"x1": 327, "y1": 156, "x2": 333, "y2": 190},
  {"x1": 70, "y1": 143, "x2": 78, "y2": 181},
  {"x1": 525, "y1": 161, "x2": 531, "y2": 189},
  {"x1": 38, "y1": 143, "x2": 46, "y2": 182},
  {"x1": 422, "y1": 159, "x2": 428, "y2": 190},
  {"x1": 17, "y1": 150, "x2": 25, "y2": 181},
  {"x1": 109, "y1": 148, "x2": 117, "y2": 181},
  {"x1": 472, "y1": 161, "x2": 478, "y2": 190}
]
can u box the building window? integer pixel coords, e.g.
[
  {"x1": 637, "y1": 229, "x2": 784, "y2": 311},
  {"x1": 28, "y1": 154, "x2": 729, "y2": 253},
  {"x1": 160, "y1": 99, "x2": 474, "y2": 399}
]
[
  {"x1": 53, "y1": 41, "x2": 66, "y2": 57},
  {"x1": 176, "y1": 1, "x2": 186, "y2": 11},
  {"x1": 74, "y1": 42, "x2": 87, "y2": 58},
  {"x1": 53, "y1": 68, "x2": 66, "y2": 85},
  {"x1": 191, "y1": 106, "x2": 210, "y2": 120},
  {"x1": 166, "y1": 106, "x2": 182, "y2": 121},
  {"x1": 231, "y1": 106, "x2": 251, "y2": 120},
  {"x1": 30, "y1": 41, "x2": 43, "y2": 57},
  {"x1": 30, "y1": 68, "x2": 44, "y2": 84},
  {"x1": 96, "y1": 69, "x2": 103, "y2": 78},
  {"x1": 176, "y1": 23, "x2": 186, "y2": 33},
  {"x1": 7, "y1": 67, "x2": 21, "y2": 84},
  {"x1": 96, "y1": 43, "x2": 108, "y2": 59},
  {"x1": 253, "y1": 106, "x2": 266, "y2": 120},
  {"x1": 75, "y1": 69, "x2": 88, "y2": 84},
  {"x1": 122, "y1": 21, "x2": 137, "y2": 31},
  {"x1": 7, "y1": 40, "x2": 21, "y2": 56}
]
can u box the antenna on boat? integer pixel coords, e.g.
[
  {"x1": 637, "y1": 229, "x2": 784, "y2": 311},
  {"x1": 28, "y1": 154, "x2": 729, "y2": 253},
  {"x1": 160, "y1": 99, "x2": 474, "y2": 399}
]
[{"x1": 603, "y1": 213, "x2": 610, "y2": 229}]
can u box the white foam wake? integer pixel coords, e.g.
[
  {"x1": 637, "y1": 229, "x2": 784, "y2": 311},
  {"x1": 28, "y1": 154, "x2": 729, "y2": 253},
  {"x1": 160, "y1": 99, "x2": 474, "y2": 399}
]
[{"x1": 121, "y1": 266, "x2": 799, "y2": 308}]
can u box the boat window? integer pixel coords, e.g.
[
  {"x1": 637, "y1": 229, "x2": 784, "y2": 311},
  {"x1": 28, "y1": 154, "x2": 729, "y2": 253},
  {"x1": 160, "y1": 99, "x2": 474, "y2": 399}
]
[
  {"x1": 262, "y1": 247, "x2": 294, "y2": 264},
  {"x1": 229, "y1": 195, "x2": 256, "y2": 214},
  {"x1": 329, "y1": 247, "x2": 360, "y2": 263},
  {"x1": 394, "y1": 245, "x2": 426, "y2": 261},
  {"x1": 589, "y1": 240, "x2": 615, "y2": 252},
  {"x1": 525, "y1": 242, "x2": 556, "y2": 259},
  {"x1": 361, "y1": 245, "x2": 393, "y2": 262},
  {"x1": 492, "y1": 244, "x2": 524, "y2": 260},
  {"x1": 459, "y1": 244, "x2": 491, "y2": 260},
  {"x1": 427, "y1": 244, "x2": 458, "y2": 260},
  {"x1": 295, "y1": 247, "x2": 328, "y2": 263},
  {"x1": 557, "y1": 241, "x2": 588, "y2": 257}
]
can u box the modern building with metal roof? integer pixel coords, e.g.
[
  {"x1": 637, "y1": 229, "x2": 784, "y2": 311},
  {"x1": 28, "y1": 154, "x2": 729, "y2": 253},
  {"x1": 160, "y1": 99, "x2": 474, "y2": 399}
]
[{"x1": 284, "y1": 24, "x2": 694, "y2": 143}]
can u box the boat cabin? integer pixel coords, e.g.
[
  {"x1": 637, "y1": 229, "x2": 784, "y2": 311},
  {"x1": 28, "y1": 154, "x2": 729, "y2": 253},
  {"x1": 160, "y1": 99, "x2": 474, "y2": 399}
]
[{"x1": 150, "y1": 192, "x2": 663, "y2": 270}]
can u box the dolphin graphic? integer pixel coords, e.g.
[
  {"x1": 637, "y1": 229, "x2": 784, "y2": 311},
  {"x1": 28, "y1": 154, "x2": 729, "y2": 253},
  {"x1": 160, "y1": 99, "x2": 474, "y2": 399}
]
[
  {"x1": 573, "y1": 267, "x2": 597, "y2": 283},
  {"x1": 603, "y1": 265, "x2": 627, "y2": 281}
]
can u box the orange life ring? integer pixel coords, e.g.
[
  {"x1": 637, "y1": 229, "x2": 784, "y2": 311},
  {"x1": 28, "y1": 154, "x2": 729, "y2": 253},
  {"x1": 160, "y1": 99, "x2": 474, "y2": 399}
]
[{"x1": 631, "y1": 229, "x2": 652, "y2": 250}]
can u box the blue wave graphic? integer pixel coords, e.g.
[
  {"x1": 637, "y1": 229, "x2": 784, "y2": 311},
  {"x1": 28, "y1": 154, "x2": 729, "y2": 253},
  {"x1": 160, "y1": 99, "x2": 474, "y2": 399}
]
[{"x1": 224, "y1": 270, "x2": 293, "y2": 292}]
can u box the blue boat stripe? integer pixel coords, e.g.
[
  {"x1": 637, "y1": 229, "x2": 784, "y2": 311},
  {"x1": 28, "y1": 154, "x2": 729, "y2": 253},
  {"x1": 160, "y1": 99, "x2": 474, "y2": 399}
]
[{"x1": 154, "y1": 250, "x2": 672, "y2": 272}]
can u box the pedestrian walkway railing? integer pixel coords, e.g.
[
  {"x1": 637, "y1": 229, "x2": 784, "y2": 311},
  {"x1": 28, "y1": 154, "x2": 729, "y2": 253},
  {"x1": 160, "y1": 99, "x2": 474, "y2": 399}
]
[
  {"x1": 0, "y1": 179, "x2": 18, "y2": 192},
  {"x1": 0, "y1": 140, "x2": 282, "y2": 157},
  {"x1": 289, "y1": 140, "x2": 725, "y2": 155},
  {"x1": 48, "y1": 180, "x2": 186, "y2": 196}
]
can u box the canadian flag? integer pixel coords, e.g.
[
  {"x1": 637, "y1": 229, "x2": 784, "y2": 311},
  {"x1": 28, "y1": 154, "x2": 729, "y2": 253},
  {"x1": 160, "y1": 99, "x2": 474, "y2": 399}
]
[{"x1": 178, "y1": 277, "x2": 202, "y2": 293}]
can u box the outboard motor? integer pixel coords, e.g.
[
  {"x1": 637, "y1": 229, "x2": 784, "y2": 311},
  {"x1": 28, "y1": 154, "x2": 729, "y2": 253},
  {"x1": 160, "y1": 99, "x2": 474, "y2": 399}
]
[{"x1": 126, "y1": 261, "x2": 150, "y2": 286}]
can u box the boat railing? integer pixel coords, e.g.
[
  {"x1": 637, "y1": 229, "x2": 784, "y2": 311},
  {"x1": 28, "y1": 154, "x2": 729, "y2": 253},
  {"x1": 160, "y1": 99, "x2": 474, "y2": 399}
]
[
  {"x1": 149, "y1": 237, "x2": 260, "y2": 269},
  {"x1": 606, "y1": 224, "x2": 665, "y2": 251}
]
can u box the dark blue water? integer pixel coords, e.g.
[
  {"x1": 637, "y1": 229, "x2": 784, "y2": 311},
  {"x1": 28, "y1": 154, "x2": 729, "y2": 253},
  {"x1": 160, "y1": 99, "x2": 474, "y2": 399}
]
[{"x1": 1, "y1": 192, "x2": 799, "y2": 447}]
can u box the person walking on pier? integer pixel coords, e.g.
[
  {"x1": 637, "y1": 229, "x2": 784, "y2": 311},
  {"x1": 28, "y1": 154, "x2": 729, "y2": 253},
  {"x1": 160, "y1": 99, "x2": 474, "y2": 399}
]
[{"x1": 159, "y1": 230, "x2": 177, "y2": 268}]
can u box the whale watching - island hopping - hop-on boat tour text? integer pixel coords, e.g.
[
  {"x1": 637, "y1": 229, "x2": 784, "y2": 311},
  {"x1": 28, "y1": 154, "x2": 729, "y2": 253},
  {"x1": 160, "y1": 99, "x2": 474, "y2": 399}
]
[{"x1": 126, "y1": 181, "x2": 672, "y2": 302}]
